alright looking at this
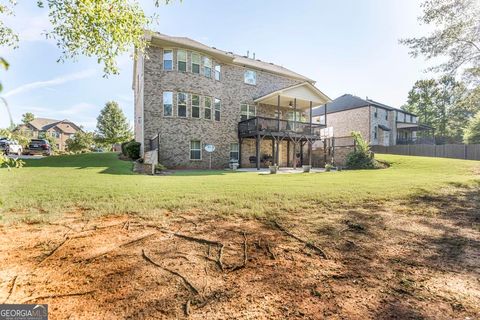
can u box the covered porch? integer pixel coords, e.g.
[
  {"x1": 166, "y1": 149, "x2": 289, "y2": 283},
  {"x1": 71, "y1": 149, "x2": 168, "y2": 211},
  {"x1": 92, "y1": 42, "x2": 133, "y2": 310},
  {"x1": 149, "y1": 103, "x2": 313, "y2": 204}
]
[
  {"x1": 396, "y1": 123, "x2": 435, "y2": 145},
  {"x1": 238, "y1": 82, "x2": 331, "y2": 170}
]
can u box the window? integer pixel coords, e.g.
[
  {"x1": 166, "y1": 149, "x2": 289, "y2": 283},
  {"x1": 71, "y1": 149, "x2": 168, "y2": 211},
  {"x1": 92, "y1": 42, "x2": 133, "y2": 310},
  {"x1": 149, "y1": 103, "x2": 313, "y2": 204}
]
[
  {"x1": 244, "y1": 70, "x2": 256, "y2": 85},
  {"x1": 191, "y1": 53, "x2": 200, "y2": 74},
  {"x1": 274, "y1": 110, "x2": 282, "y2": 119},
  {"x1": 374, "y1": 126, "x2": 378, "y2": 139},
  {"x1": 374, "y1": 107, "x2": 378, "y2": 118},
  {"x1": 214, "y1": 65, "x2": 221, "y2": 81},
  {"x1": 163, "y1": 91, "x2": 173, "y2": 116},
  {"x1": 230, "y1": 143, "x2": 239, "y2": 161},
  {"x1": 214, "y1": 98, "x2": 221, "y2": 121},
  {"x1": 385, "y1": 111, "x2": 388, "y2": 121},
  {"x1": 177, "y1": 92, "x2": 187, "y2": 117},
  {"x1": 240, "y1": 104, "x2": 256, "y2": 121},
  {"x1": 177, "y1": 50, "x2": 187, "y2": 72},
  {"x1": 286, "y1": 111, "x2": 305, "y2": 122},
  {"x1": 190, "y1": 140, "x2": 201, "y2": 160},
  {"x1": 163, "y1": 49, "x2": 173, "y2": 70},
  {"x1": 203, "y1": 56, "x2": 212, "y2": 78},
  {"x1": 50, "y1": 131, "x2": 60, "y2": 138},
  {"x1": 192, "y1": 94, "x2": 200, "y2": 118},
  {"x1": 204, "y1": 97, "x2": 212, "y2": 119}
]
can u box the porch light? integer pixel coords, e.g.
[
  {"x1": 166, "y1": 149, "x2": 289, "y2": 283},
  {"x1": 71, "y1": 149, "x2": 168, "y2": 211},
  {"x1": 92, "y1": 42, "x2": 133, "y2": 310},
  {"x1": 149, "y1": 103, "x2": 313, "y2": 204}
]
[{"x1": 289, "y1": 101, "x2": 293, "y2": 108}]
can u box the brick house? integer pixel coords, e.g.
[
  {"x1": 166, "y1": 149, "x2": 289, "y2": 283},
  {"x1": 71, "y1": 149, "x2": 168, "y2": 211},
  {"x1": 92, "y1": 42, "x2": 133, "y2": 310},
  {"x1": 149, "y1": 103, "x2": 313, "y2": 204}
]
[
  {"x1": 133, "y1": 32, "x2": 331, "y2": 169},
  {"x1": 312, "y1": 94, "x2": 433, "y2": 146},
  {"x1": 16, "y1": 118, "x2": 82, "y2": 151}
]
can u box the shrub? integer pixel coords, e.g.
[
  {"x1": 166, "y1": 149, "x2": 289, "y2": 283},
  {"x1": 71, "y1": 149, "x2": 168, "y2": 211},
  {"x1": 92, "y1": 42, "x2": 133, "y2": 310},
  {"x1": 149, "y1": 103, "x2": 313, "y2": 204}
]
[
  {"x1": 346, "y1": 131, "x2": 379, "y2": 169},
  {"x1": 121, "y1": 140, "x2": 133, "y2": 156},
  {"x1": 124, "y1": 141, "x2": 141, "y2": 160},
  {"x1": 325, "y1": 163, "x2": 334, "y2": 172},
  {"x1": 155, "y1": 163, "x2": 167, "y2": 172}
]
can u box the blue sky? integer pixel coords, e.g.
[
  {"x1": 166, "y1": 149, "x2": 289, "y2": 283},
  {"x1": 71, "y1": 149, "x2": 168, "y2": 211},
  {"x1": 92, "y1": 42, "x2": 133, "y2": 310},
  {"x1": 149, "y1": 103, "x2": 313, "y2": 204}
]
[{"x1": 0, "y1": 0, "x2": 433, "y2": 130}]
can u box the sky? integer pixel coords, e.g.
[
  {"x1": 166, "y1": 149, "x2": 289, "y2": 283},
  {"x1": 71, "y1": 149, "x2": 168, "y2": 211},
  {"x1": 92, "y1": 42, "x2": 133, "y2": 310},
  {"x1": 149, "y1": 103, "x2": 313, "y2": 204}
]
[{"x1": 0, "y1": 0, "x2": 434, "y2": 130}]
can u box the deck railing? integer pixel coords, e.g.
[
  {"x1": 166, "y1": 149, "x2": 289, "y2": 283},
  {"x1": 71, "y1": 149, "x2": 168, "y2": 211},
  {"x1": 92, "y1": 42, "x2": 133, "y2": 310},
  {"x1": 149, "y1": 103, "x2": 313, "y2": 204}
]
[{"x1": 238, "y1": 116, "x2": 324, "y2": 136}]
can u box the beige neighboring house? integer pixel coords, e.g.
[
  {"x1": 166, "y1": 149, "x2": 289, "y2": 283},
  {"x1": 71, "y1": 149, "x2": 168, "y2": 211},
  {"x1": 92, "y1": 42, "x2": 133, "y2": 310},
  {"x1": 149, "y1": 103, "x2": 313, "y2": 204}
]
[
  {"x1": 312, "y1": 94, "x2": 434, "y2": 146},
  {"x1": 16, "y1": 118, "x2": 83, "y2": 151}
]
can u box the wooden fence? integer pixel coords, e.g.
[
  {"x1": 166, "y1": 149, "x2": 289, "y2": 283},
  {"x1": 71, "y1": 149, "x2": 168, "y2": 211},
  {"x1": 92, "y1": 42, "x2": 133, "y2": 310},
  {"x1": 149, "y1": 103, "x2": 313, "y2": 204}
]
[{"x1": 371, "y1": 144, "x2": 480, "y2": 161}]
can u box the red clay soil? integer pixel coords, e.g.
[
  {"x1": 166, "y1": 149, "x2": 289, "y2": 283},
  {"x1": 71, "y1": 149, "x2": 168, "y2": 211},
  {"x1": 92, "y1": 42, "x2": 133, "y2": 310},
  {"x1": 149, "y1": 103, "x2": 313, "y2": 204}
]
[{"x1": 0, "y1": 190, "x2": 479, "y2": 319}]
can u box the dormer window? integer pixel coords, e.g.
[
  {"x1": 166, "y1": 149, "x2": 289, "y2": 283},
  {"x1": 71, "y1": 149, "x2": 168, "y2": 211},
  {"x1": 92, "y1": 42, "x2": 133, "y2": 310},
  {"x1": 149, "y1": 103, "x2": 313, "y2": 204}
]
[
  {"x1": 244, "y1": 70, "x2": 256, "y2": 85},
  {"x1": 177, "y1": 50, "x2": 187, "y2": 72},
  {"x1": 203, "y1": 56, "x2": 212, "y2": 78},
  {"x1": 163, "y1": 49, "x2": 173, "y2": 70}
]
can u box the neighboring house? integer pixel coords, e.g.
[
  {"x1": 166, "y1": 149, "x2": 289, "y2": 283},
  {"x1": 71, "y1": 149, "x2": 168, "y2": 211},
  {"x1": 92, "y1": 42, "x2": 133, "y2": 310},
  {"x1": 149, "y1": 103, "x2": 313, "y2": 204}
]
[
  {"x1": 133, "y1": 32, "x2": 331, "y2": 169},
  {"x1": 312, "y1": 94, "x2": 433, "y2": 146},
  {"x1": 16, "y1": 118, "x2": 82, "y2": 151}
]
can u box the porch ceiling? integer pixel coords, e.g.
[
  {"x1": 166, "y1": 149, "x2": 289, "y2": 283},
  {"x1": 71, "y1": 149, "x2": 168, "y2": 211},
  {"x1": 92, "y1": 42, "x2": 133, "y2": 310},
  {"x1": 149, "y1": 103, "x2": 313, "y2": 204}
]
[
  {"x1": 397, "y1": 122, "x2": 433, "y2": 131},
  {"x1": 254, "y1": 82, "x2": 331, "y2": 110}
]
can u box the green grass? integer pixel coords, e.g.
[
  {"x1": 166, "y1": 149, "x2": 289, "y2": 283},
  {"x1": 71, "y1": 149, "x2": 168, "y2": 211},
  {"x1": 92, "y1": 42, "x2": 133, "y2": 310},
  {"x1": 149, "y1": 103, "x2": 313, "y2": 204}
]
[{"x1": 1, "y1": 152, "x2": 479, "y2": 222}]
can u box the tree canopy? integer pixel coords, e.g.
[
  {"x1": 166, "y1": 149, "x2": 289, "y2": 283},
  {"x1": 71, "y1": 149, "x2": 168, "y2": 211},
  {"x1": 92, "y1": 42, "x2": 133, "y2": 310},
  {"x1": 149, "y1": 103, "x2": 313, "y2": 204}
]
[
  {"x1": 400, "y1": 0, "x2": 480, "y2": 84},
  {"x1": 96, "y1": 101, "x2": 132, "y2": 147},
  {"x1": 21, "y1": 112, "x2": 35, "y2": 124},
  {"x1": 463, "y1": 111, "x2": 480, "y2": 144},
  {"x1": 66, "y1": 130, "x2": 95, "y2": 153}
]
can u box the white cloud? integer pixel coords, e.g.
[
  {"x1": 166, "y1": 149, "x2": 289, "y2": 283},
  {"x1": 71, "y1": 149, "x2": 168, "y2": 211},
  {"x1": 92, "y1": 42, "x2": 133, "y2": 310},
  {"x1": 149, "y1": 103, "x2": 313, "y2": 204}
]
[{"x1": 4, "y1": 69, "x2": 97, "y2": 98}]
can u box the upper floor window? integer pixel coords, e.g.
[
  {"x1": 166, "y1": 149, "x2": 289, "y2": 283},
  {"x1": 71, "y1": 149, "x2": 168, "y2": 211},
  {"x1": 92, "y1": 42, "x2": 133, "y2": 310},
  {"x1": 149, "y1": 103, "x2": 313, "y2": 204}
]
[
  {"x1": 192, "y1": 94, "x2": 200, "y2": 118},
  {"x1": 374, "y1": 125, "x2": 378, "y2": 139},
  {"x1": 192, "y1": 53, "x2": 201, "y2": 74},
  {"x1": 244, "y1": 70, "x2": 256, "y2": 85},
  {"x1": 214, "y1": 65, "x2": 221, "y2": 81},
  {"x1": 385, "y1": 112, "x2": 388, "y2": 121},
  {"x1": 240, "y1": 104, "x2": 256, "y2": 121},
  {"x1": 214, "y1": 98, "x2": 221, "y2": 121},
  {"x1": 203, "y1": 56, "x2": 212, "y2": 78},
  {"x1": 163, "y1": 49, "x2": 173, "y2": 70},
  {"x1": 177, "y1": 92, "x2": 187, "y2": 117},
  {"x1": 204, "y1": 97, "x2": 212, "y2": 120},
  {"x1": 163, "y1": 91, "x2": 173, "y2": 117},
  {"x1": 274, "y1": 110, "x2": 282, "y2": 119},
  {"x1": 287, "y1": 111, "x2": 305, "y2": 122},
  {"x1": 177, "y1": 50, "x2": 187, "y2": 72},
  {"x1": 190, "y1": 140, "x2": 201, "y2": 160},
  {"x1": 374, "y1": 107, "x2": 378, "y2": 118}
]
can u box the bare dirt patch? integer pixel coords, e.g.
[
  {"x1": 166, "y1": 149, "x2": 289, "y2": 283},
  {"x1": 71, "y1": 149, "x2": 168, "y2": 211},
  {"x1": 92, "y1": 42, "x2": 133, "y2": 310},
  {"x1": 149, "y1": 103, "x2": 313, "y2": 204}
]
[{"x1": 1, "y1": 188, "x2": 479, "y2": 319}]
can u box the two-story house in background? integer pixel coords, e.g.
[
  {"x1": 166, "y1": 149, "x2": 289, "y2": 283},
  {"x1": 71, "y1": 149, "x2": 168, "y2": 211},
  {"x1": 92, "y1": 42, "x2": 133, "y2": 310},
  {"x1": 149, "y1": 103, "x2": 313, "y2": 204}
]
[
  {"x1": 133, "y1": 32, "x2": 331, "y2": 169},
  {"x1": 312, "y1": 94, "x2": 433, "y2": 146},
  {"x1": 16, "y1": 118, "x2": 82, "y2": 151}
]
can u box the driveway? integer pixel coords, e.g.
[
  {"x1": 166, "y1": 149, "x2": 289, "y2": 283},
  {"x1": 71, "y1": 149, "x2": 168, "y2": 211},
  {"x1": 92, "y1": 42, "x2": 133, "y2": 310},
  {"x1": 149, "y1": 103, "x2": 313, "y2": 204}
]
[{"x1": 8, "y1": 154, "x2": 45, "y2": 160}]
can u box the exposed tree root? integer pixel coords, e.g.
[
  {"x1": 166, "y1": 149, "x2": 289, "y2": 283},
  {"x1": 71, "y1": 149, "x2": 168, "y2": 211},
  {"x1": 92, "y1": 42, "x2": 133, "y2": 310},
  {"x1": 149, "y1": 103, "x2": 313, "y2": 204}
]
[
  {"x1": 38, "y1": 237, "x2": 70, "y2": 265},
  {"x1": 22, "y1": 290, "x2": 96, "y2": 303},
  {"x1": 229, "y1": 232, "x2": 248, "y2": 272},
  {"x1": 274, "y1": 221, "x2": 328, "y2": 259},
  {"x1": 266, "y1": 242, "x2": 276, "y2": 260},
  {"x1": 142, "y1": 249, "x2": 199, "y2": 295},
  {"x1": 2, "y1": 275, "x2": 17, "y2": 303}
]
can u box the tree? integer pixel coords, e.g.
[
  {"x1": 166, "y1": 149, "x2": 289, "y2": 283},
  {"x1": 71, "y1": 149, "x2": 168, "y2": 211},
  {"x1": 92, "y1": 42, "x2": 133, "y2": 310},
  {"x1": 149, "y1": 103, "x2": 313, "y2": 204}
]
[
  {"x1": 66, "y1": 131, "x2": 95, "y2": 153},
  {"x1": 400, "y1": 0, "x2": 480, "y2": 84},
  {"x1": 21, "y1": 112, "x2": 35, "y2": 124},
  {"x1": 96, "y1": 101, "x2": 132, "y2": 147},
  {"x1": 463, "y1": 111, "x2": 480, "y2": 144}
]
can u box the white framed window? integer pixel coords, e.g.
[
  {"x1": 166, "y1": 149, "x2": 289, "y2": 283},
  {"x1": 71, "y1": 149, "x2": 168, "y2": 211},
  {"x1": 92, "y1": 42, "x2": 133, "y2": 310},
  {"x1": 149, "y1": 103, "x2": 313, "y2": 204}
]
[
  {"x1": 190, "y1": 140, "x2": 201, "y2": 160},
  {"x1": 286, "y1": 111, "x2": 305, "y2": 122},
  {"x1": 204, "y1": 96, "x2": 212, "y2": 120},
  {"x1": 163, "y1": 49, "x2": 173, "y2": 70},
  {"x1": 177, "y1": 50, "x2": 187, "y2": 72},
  {"x1": 163, "y1": 91, "x2": 173, "y2": 117},
  {"x1": 374, "y1": 125, "x2": 378, "y2": 139},
  {"x1": 177, "y1": 92, "x2": 187, "y2": 117},
  {"x1": 203, "y1": 56, "x2": 212, "y2": 78},
  {"x1": 214, "y1": 65, "x2": 221, "y2": 81},
  {"x1": 244, "y1": 70, "x2": 256, "y2": 85},
  {"x1": 214, "y1": 98, "x2": 221, "y2": 121},
  {"x1": 191, "y1": 53, "x2": 201, "y2": 74},
  {"x1": 230, "y1": 143, "x2": 239, "y2": 161},
  {"x1": 240, "y1": 104, "x2": 256, "y2": 121},
  {"x1": 274, "y1": 110, "x2": 282, "y2": 119},
  {"x1": 192, "y1": 94, "x2": 200, "y2": 118}
]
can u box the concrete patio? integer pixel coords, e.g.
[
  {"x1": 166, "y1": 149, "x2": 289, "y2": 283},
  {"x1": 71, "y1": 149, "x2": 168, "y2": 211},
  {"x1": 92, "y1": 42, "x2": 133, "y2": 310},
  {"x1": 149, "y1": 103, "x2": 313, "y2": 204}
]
[{"x1": 236, "y1": 167, "x2": 327, "y2": 174}]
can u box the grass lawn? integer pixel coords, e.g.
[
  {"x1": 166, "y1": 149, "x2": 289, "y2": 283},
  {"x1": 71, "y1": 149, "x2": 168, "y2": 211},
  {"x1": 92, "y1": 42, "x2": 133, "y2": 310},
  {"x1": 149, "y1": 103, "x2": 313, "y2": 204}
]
[{"x1": 1, "y1": 152, "x2": 479, "y2": 222}]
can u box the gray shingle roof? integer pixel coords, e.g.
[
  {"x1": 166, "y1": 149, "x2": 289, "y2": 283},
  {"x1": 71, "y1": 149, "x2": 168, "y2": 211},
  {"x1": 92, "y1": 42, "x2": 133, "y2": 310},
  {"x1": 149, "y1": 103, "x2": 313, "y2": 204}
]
[{"x1": 312, "y1": 94, "x2": 416, "y2": 117}]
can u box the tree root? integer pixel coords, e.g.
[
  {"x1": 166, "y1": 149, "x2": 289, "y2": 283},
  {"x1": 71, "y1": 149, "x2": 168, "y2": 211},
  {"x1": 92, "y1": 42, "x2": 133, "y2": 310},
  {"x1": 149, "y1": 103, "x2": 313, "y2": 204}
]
[
  {"x1": 274, "y1": 221, "x2": 328, "y2": 259},
  {"x1": 22, "y1": 290, "x2": 96, "y2": 303},
  {"x1": 142, "y1": 249, "x2": 199, "y2": 295},
  {"x1": 229, "y1": 232, "x2": 248, "y2": 272},
  {"x1": 2, "y1": 275, "x2": 17, "y2": 304},
  {"x1": 38, "y1": 237, "x2": 70, "y2": 265}
]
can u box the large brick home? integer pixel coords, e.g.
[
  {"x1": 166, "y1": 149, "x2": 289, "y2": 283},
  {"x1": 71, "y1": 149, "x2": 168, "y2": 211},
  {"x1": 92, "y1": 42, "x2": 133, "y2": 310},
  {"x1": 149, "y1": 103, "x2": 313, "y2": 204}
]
[
  {"x1": 133, "y1": 32, "x2": 331, "y2": 169},
  {"x1": 312, "y1": 94, "x2": 433, "y2": 146},
  {"x1": 16, "y1": 118, "x2": 82, "y2": 151}
]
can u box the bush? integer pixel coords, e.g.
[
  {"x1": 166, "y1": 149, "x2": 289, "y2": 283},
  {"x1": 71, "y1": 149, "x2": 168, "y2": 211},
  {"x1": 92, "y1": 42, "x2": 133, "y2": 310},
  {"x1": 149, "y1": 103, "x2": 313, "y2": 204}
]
[
  {"x1": 124, "y1": 141, "x2": 141, "y2": 160},
  {"x1": 121, "y1": 140, "x2": 133, "y2": 156},
  {"x1": 346, "y1": 131, "x2": 379, "y2": 169}
]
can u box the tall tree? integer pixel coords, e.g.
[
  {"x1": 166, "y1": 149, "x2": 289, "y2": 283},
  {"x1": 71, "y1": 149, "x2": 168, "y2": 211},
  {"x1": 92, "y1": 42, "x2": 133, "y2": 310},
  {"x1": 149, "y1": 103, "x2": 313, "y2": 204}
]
[
  {"x1": 400, "y1": 0, "x2": 480, "y2": 84},
  {"x1": 66, "y1": 130, "x2": 95, "y2": 153},
  {"x1": 21, "y1": 112, "x2": 35, "y2": 124},
  {"x1": 96, "y1": 101, "x2": 132, "y2": 147},
  {"x1": 463, "y1": 111, "x2": 480, "y2": 144}
]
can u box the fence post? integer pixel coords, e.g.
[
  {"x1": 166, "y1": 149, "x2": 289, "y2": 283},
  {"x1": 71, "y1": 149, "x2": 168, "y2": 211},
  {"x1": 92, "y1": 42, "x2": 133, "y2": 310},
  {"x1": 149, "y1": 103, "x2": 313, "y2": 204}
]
[{"x1": 464, "y1": 144, "x2": 468, "y2": 160}]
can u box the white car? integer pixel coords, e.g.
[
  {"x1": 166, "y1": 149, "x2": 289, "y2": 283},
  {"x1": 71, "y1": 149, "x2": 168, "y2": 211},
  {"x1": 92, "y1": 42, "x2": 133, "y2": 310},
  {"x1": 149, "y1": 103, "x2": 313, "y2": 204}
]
[{"x1": 0, "y1": 139, "x2": 23, "y2": 156}]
